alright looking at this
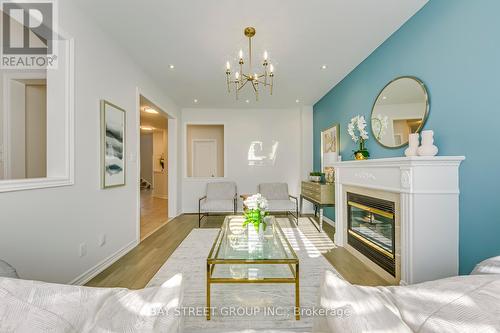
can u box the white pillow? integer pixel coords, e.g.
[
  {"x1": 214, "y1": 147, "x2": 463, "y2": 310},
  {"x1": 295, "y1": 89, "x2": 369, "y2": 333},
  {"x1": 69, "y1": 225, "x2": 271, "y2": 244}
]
[
  {"x1": 313, "y1": 270, "x2": 412, "y2": 333},
  {"x1": 471, "y1": 256, "x2": 500, "y2": 275},
  {"x1": 0, "y1": 260, "x2": 18, "y2": 279}
]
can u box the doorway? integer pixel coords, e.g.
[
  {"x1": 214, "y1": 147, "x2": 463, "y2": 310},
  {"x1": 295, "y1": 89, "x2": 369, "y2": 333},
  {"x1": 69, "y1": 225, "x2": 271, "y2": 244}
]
[{"x1": 139, "y1": 96, "x2": 169, "y2": 241}]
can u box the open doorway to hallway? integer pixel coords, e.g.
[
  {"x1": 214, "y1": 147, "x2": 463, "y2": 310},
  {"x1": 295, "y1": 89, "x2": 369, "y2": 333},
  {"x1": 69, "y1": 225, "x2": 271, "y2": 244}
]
[{"x1": 139, "y1": 96, "x2": 169, "y2": 241}]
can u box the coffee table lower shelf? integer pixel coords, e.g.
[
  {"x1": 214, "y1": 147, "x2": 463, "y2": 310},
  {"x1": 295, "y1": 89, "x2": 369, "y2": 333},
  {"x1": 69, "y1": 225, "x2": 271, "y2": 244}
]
[{"x1": 206, "y1": 260, "x2": 300, "y2": 321}]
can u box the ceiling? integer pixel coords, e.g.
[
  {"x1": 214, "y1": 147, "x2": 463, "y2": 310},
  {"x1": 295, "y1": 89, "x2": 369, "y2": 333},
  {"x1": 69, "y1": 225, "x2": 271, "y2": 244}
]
[
  {"x1": 140, "y1": 96, "x2": 168, "y2": 131},
  {"x1": 74, "y1": 0, "x2": 428, "y2": 109}
]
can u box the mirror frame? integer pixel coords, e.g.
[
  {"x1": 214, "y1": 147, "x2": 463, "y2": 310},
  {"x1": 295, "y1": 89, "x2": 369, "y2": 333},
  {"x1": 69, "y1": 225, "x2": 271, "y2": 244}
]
[{"x1": 370, "y1": 76, "x2": 430, "y2": 149}]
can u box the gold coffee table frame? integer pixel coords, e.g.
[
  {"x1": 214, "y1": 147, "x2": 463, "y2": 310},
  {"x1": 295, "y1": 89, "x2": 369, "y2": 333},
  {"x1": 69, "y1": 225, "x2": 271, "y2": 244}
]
[{"x1": 206, "y1": 216, "x2": 300, "y2": 320}]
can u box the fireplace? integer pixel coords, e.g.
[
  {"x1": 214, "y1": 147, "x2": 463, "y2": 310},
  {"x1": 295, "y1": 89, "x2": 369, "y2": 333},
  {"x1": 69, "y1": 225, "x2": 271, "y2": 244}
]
[{"x1": 347, "y1": 192, "x2": 396, "y2": 276}]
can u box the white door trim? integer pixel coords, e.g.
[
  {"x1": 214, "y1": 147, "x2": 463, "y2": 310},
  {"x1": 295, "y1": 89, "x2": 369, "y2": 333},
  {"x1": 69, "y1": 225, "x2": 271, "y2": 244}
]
[
  {"x1": 0, "y1": 37, "x2": 74, "y2": 192},
  {"x1": 135, "y1": 88, "x2": 177, "y2": 244},
  {"x1": 182, "y1": 122, "x2": 227, "y2": 181}
]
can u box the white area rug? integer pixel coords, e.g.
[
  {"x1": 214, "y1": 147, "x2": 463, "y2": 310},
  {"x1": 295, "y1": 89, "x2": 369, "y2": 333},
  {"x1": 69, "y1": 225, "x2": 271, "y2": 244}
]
[{"x1": 147, "y1": 217, "x2": 342, "y2": 333}]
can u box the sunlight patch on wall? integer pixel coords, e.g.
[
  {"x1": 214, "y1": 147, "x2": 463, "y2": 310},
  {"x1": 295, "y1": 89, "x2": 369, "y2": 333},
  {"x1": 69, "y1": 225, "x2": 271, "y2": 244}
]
[{"x1": 247, "y1": 141, "x2": 279, "y2": 166}]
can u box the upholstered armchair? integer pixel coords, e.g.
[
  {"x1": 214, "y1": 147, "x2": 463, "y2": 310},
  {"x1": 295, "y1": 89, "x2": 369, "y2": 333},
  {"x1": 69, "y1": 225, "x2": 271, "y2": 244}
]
[
  {"x1": 198, "y1": 181, "x2": 237, "y2": 227},
  {"x1": 257, "y1": 183, "x2": 299, "y2": 223}
]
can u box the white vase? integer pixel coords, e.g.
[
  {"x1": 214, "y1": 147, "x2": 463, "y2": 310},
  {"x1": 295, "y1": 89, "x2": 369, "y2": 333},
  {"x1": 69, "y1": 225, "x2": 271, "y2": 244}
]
[
  {"x1": 258, "y1": 222, "x2": 264, "y2": 242},
  {"x1": 417, "y1": 130, "x2": 438, "y2": 156},
  {"x1": 405, "y1": 133, "x2": 420, "y2": 157}
]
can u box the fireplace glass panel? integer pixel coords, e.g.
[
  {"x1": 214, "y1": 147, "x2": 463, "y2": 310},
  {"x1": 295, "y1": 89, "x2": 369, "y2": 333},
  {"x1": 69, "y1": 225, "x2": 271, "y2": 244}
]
[
  {"x1": 347, "y1": 193, "x2": 396, "y2": 276},
  {"x1": 349, "y1": 206, "x2": 394, "y2": 254}
]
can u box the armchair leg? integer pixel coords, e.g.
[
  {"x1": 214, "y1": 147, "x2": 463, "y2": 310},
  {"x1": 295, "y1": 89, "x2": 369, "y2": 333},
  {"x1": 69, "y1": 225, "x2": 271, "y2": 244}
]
[{"x1": 296, "y1": 204, "x2": 299, "y2": 225}]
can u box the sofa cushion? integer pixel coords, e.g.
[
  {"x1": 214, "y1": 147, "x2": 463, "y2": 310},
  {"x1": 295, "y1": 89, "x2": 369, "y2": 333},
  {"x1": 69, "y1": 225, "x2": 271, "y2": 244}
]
[
  {"x1": 0, "y1": 260, "x2": 18, "y2": 279},
  {"x1": 314, "y1": 270, "x2": 412, "y2": 333},
  {"x1": 315, "y1": 270, "x2": 500, "y2": 333},
  {"x1": 471, "y1": 256, "x2": 500, "y2": 275},
  {"x1": 258, "y1": 183, "x2": 289, "y2": 200},
  {"x1": 387, "y1": 274, "x2": 500, "y2": 333},
  {"x1": 267, "y1": 199, "x2": 296, "y2": 212},
  {"x1": 0, "y1": 273, "x2": 183, "y2": 333},
  {"x1": 206, "y1": 182, "x2": 236, "y2": 200},
  {"x1": 201, "y1": 199, "x2": 234, "y2": 212}
]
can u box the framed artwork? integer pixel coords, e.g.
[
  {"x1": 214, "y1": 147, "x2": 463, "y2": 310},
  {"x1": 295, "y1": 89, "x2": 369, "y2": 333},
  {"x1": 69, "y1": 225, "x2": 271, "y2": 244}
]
[
  {"x1": 321, "y1": 124, "x2": 340, "y2": 182},
  {"x1": 101, "y1": 100, "x2": 126, "y2": 188}
]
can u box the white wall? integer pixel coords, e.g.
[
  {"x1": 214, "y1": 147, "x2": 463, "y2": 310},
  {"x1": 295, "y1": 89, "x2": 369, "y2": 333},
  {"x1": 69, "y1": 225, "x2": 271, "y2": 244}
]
[
  {"x1": 181, "y1": 107, "x2": 313, "y2": 213},
  {"x1": 0, "y1": 2, "x2": 180, "y2": 284}
]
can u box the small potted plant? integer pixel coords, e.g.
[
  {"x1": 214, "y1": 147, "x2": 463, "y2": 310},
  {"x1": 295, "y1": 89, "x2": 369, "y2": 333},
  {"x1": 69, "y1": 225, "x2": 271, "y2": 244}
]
[
  {"x1": 309, "y1": 172, "x2": 324, "y2": 182},
  {"x1": 348, "y1": 115, "x2": 370, "y2": 160}
]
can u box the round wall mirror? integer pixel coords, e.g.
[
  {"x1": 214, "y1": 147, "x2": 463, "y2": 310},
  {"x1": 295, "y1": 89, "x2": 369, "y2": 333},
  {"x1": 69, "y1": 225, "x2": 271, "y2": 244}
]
[{"x1": 371, "y1": 76, "x2": 429, "y2": 148}]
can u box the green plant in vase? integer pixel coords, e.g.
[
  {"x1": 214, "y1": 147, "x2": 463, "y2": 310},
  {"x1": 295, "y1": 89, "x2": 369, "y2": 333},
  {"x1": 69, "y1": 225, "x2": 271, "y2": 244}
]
[
  {"x1": 243, "y1": 193, "x2": 269, "y2": 232},
  {"x1": 348, "y1": 115, "x2": 370, "y2": 160}
]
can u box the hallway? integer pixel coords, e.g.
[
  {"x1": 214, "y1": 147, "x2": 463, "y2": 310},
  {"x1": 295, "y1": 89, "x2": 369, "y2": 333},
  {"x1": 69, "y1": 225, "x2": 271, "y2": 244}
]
[{"x1": 140, "y1": 189, "x2": 168, "y2": 241}]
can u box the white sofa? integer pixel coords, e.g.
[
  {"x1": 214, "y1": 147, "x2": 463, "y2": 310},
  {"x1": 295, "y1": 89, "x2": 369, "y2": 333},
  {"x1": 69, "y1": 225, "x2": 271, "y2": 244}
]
[
  {"x1": 0, "y1": 274, "x2": 183, "y2": 333},
  {"x1": 315, "y1": 270, "x2": 500, "y2": 333}
]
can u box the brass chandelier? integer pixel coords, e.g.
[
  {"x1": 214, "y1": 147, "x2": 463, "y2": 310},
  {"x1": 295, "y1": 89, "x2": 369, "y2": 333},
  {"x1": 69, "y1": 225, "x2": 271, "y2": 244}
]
[{"x1": 225, "y1": 27, "x2": 274, "y2": 101}]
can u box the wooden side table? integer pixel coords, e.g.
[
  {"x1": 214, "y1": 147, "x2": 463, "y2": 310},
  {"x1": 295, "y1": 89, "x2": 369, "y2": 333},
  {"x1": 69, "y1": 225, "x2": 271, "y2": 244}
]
[{"x1": 300, "y1": 181, "x2": 335, "y2": 231}]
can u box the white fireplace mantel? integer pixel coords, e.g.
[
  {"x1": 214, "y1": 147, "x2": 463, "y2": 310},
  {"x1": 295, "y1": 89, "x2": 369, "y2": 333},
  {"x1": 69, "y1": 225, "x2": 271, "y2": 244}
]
[{"x1": 333, "y1": 156, "x2": 465, "y2": 285}]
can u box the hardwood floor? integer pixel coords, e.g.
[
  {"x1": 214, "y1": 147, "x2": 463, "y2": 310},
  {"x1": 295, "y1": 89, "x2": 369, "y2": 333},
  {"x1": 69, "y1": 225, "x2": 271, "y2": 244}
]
[
  {"x1": 87, "y1": 214, "x2": 389, "y2": 289},
  {"x1": 140, "y1": 189, "x2": 168, "y2": 241}
]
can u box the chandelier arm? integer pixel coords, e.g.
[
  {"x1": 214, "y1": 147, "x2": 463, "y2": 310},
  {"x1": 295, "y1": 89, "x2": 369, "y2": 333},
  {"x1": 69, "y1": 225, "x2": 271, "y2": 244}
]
[
  {"x1": 251, "y1": 81, "x2": 258, "y2": 93},
  {"x1": 255, "y1": 80, "x2": 271, "y2": 86},
  {"x1": 237, "y1": 79, "x2": 249, "y2": 91}
]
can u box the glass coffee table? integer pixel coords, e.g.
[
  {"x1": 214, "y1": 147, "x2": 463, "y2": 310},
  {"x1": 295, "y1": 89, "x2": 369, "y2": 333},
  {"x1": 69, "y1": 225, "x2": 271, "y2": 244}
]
[{"x1": 206, "y1": 215, "x2": 300, "y2": 320}]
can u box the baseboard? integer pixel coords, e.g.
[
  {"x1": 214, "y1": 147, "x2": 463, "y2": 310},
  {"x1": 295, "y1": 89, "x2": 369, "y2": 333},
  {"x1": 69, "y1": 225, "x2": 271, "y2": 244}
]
[
  {"x1": 69, "y1": 239, "x2": 138, "y2": 286},
  {"x1": 322, "y1": 215, "x2": 335, "y2": 227}
]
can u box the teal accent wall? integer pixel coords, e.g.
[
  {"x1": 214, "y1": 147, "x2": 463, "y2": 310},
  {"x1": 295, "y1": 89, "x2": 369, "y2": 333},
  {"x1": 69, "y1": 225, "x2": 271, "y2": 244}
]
[{"x1": 313, "y1": 0, "x2": 500, "y2": 274}]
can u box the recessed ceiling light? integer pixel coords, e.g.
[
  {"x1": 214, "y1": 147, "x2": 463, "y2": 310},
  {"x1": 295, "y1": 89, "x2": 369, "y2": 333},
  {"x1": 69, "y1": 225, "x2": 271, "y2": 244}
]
[
  {"x1": 144, "y1": 107, "x2": 158, "y2": 114},
  {"x1": 382, "y1": 96, "x2": 387, "y2": 100},
  {"x1": 296, "y1": 99, "x2": 300, "y2": 103},
  {"x1": 245, "y1": 99, "x2": 250, "y2": 103},
  {"x1": 140, "y1": 126, "x2": 154, "y2": 131},
  {"x1": 321, "y1": 65, "x2": 327, "y2": 69},
  {"x1": 169, "y1": 64, "x2": 175, "y2": 69},
  {"x1": 194, "y1": 99, "x2": 198, "y2": 103}
]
